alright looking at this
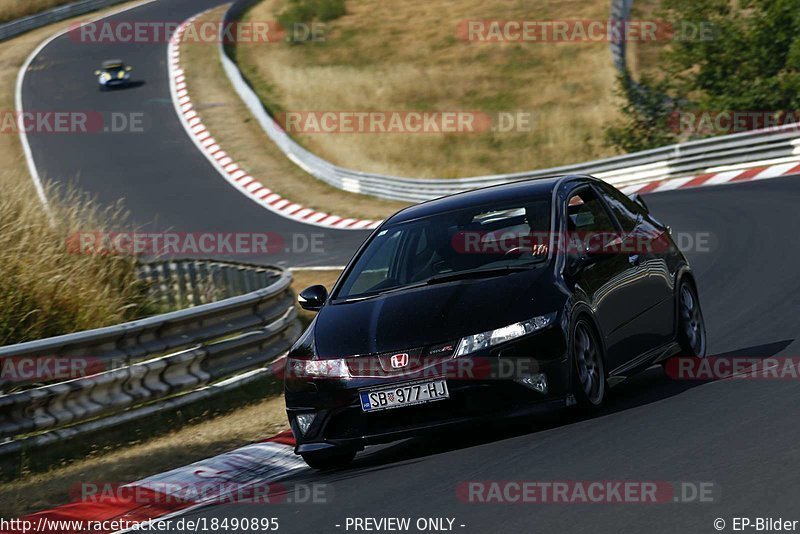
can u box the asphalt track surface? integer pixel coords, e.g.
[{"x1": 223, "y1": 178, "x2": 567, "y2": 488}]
[
  {"x1": 21, "y1": 0, "x2": 369, "y2": 268},
  {"x1": 20, "y1": 1, "x2": 800, "y2": 533}
]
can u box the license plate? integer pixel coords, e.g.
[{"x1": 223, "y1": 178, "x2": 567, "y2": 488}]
[{"x1": 359, "y1": 379, "x2": 449, "y2": 412}]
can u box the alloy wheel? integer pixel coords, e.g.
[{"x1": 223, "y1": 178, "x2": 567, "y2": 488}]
[
  {"x1": 574, "y1": 321, "x2": 605, "y2": 405},
  {"x1": 679, "y1": 283, "x2": 706, "y2": 357}
]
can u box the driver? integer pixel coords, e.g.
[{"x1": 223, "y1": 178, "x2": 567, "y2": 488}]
[{"x1": 524, "y1": 202, "x2": 550, "y2": 255}]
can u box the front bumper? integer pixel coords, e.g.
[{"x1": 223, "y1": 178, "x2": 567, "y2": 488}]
[
  {"x1": 99, "y1": 77, "x2": 130, "y2": 87},
  {"x1": 285, "y1": 327, "x2": 570, "y2": 453}
]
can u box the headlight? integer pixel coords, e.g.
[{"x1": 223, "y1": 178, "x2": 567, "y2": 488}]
[
  {"x1": 288, "y1": 358, "x2": 350, "y2": 379},
  {"x1": 455, "y1": 313, "x2": 556, "y2": 356},
  {"x1": 100, "y1": 73, "x2": 111, "y2": 81}
]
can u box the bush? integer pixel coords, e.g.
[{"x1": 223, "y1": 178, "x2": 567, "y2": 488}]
[
  {"x1": 316, "y1": 0, "x2": 346, "y2": 22},
  {"x1": 604, "y1": 74, "x2": 679, "y2": 153},
  {"x1": 607, "y1": 0, "x2": 800, "y2": 153},
  {"x1": 605, "y1": 0, "x2": 800, "y2": 155},
  {"x1": 277, "y1": 0, "x2": 346, "y2": 42},
  {"x1": 661, "y1": 0, "x2": 800, "y2": 114}
]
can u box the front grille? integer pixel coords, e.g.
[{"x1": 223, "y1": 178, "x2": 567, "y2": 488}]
[{"x1": 345, "y1": 342, "x2": 458, "y2": 378}]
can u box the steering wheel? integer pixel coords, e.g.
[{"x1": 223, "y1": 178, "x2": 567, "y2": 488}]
[{"x1": 503, "y1": 246, "x2": 531, "y2": 258}]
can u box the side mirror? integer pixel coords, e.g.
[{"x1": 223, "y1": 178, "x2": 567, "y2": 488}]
[
  {"x1": 126, "y1": 66, "x2": 133, "y2": 71},
  {"x1": 298, "y1": 285, "x2": 328, "y2": 311},
  {"x1": 94, "y1": 70, "x2": 101, "y2": 75}
]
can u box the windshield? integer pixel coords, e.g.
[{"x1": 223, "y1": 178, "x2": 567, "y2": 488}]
[{"x1": 334, "y1": 197, "x2": 552, "y2": 300}]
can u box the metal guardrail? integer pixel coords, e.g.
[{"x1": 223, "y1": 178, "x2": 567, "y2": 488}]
[
  {"x1": 609, "y1": 0, "x2": 674, "y2": 113},
  {"x1": 138, "y1": 259, "x2": 284, "y2": 308},
  {"x1": 0, "y1": 0, "x2": 130, "y2": 42},
  {"x1": 219, "y1": 0, "x2": 800, "y2": 203},
  {"x1": 0, "y1": 266, "x2": 298, "y2": 456},
  {"x1": 1, "y1": 263, "x2": 291, "y2": 388},
  {"x1": 610, "y1": 0, "x2": 633, "y2": 74}
]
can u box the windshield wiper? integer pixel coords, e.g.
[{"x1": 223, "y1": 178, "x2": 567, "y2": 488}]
[
  {"x1": 425, "y1": 264, "x2": 536, "y2": 285},
  {"x1": 337, "y1": 264, "x2": 540, "y2": 302},
  {"x1": 338, "y1": 281, "x2": 429, "y2": 303}
]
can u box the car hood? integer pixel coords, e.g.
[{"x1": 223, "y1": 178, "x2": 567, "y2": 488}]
[{"x1": 313, "y1": 267, "x2": 558, "y2": 358}]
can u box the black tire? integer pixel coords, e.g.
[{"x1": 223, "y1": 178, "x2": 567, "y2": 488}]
[
  {"x1": 301, "y1": 448, "x2": 356, "y2": 470},
  {"x1": 676, "y1": 279, "x2": 707, "y2": 358},
  {"x1": 571, "y1": 317, "x2": 607, "y2": 409}
]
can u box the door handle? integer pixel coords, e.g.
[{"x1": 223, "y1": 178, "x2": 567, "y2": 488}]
[{"x1": 628, "y1": 254, "x2": 640, "y2": 266}]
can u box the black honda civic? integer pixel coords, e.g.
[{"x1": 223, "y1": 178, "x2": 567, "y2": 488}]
[{"x1": 285, "y1": 175, "x2": 706, "y2": 469}]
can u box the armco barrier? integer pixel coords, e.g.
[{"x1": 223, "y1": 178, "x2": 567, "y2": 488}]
[
  {"x1": 609, "y1": 0, "x2": 633, "y2": 73},
  {"x1": 0, "y1": 266, "x2": 298, "y2": 456},
  {"x1": 0, "y1": 0, "x2": 131, "y2": 42},
  {"x1": 0, "y1": 264, "x2": 290, "y2": 391},
  {"x1": 219, "y1": 0, "x2": 800, "y2": 203},
  {"x1": 138, "y1": 259, "x2": 284, "y2": 307}
]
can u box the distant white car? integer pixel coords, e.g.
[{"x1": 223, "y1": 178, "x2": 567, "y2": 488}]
[{"x1": 95, "y1": 59, "x2": 133, "y2": 90}]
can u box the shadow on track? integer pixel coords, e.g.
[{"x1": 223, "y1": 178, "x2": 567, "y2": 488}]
[
  {"x1": 309, "y1": 339, "x2": 793, "y2": 480},
  {"x1": 99, "y1": 80, "x2": 146, "y2": 92}
]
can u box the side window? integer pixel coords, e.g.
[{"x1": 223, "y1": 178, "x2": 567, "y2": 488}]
[
  {"x1": 566, "y1": 188, "x2": 616, "y2": 233},
  {"x1": 596, "y1": 184, "x2": 641, "y2": 234}
]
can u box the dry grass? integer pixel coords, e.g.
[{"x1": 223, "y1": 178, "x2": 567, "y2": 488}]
[
  {"x1": 0, "y1": 0, "x2": 76, "y2": 23},
  {"x1": 236, "y1": 0, "x2": 623, "y2": 178},
  {"x1": 0, "y1": 394, "x2": 289, "y2": 517},
  {"x1": 0, "y1": 179, "x2": 159, "y2": 345},
  {"x1": 179, "y1": 7, "x2": 408, "y2": 221}
]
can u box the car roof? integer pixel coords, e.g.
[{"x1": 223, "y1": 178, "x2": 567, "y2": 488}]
[
  {"x1": 102, "y1": 60, "x2": 124, "y2": 68},
  {"x1": 384, "y1": 174, "x2": 594, "y2": 225}
]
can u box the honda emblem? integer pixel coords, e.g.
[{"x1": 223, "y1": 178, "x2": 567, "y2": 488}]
[{"x1": 390, "y1": 353, "x2": 409, "y2": 369}]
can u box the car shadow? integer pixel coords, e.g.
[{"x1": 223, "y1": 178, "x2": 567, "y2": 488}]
[
  {"x1": 320, "y1": 339, "x2": 794, "y2": 477},
  {"x1": 101, "y1": 80, "x2": 146, "y2": 91},
  {"x1": 593, "y1": 338, "x2": 794, "y2": 416}
]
